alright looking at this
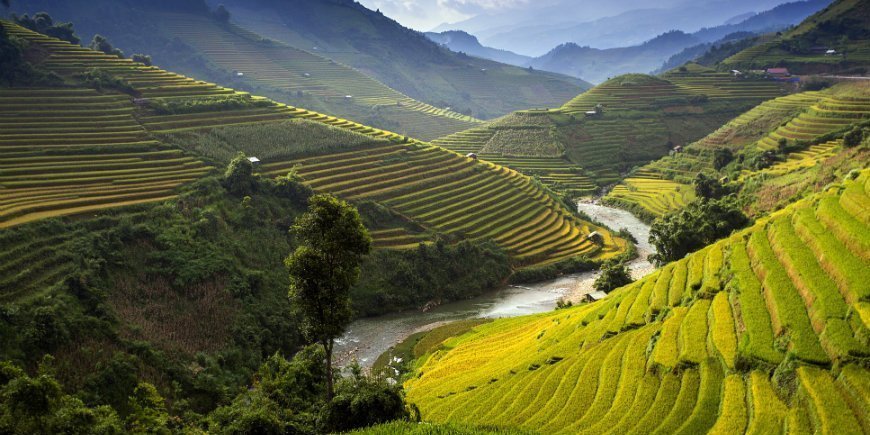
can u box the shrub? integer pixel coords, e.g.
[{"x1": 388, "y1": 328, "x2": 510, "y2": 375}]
[
  {"x1": 649, "y1": 196, "x2": 749, "y2": 265},
  {"x1": 593, "y1": 258, "x2": 633, "y2": 293},
  {"x1": 843, "y1": 128, "x2": 863, "y2": 148},
  {"x1": 131, "y1": 54, "x2": 152, "y2": 66},
  {"x1": 223, "y1": 152, "x2": 256, "y2": 196},
  {"x1": 89, "y1": 35, "x2": 124, "y2": 58},
  {"x1": 13, "y1": 12, "x2": 79, "y2": 44}
]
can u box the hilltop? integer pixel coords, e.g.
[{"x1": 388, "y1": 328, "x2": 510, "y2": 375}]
[
  {"x1": 425, "y1": 30, "x2": 532, "y2": 67},
  {"x1": 720, "y1": 0, "x2": 870, "y2": 74},
  {"x1": 394, "y1": 168, "x2": 870, "y2": 434},
  {"x1": 433, "y1": 67, "x2": 787, "y2": 195}
]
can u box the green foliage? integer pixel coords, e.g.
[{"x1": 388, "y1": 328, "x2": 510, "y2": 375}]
[
  {"x1": 593, "y1": 258, "x2": 634, "y2": 293},
  {"x1": 286, "y1": 194, "x2": 371, "y2": 399},
  {"x1": 649, "y1": 196, "x2": 750, "y2": 265},
  {"x1": 844, "y1": 127, "x2": 864, "y2": 148},
  {"x1": 125, "y1": 383, "x2": 172, "y2": 433},
  {"x1": 148, "y1": 95, "x2": 273, "y2": 116},
  {"x1": 223, "y1": 152, "x2": 256, "y2": 196},
  {"x1": 13, "y1": 12, "x2": 79, "y2": 44},
  {"x1": 0, "y1": 26, "x2": 61, "y2": 87},
  {"x1": 77, "y1": 68, "x2": 135, "y2": 94},
  {"x1": 324, "y1": 366, "x2": 409, "y2": 432},
  {"x1": 0, "y1": 360, "x2": 124, "y2": 434},
  {"x1": 353, "y1": 239, "x2": 511, "y2": 316},
  {"x1": 693, "y1": 173, "x2": 728, "y2": 200},
  {"x1": 89, "y1": 34, "x2": 124, "y2": 58},
  {"x1": 130, "y1": 54, "x2": 152, "y2": 66},
  {"x1": 712, "y1": 147, "x2": 734, "y2": 170}
]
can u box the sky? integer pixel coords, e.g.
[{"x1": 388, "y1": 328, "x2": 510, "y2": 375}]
[{"x1": 357, "y1": 0, "x2": 537, "y2": 31}]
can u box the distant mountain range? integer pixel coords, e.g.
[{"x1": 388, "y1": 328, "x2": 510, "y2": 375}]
[
  {"x1": 427, "y1": 0, "x2": 832, "y2": 83},
  {"x1": 436, "y1": 0, "x2": 789, "y2": 56}
]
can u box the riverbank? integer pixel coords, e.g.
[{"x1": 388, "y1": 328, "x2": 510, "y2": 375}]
[{"x1": 336, "y1": 202, "x2": 657, "y2": 369}]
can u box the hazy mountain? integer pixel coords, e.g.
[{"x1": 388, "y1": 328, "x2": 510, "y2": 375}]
[
  {"x1": 530, "y1": 31, "x2": 700, "y2": 83},
  {"x1": 424, "y1": 30, "x2": 531, "y2": 66},
  {"x1": 449, "y1": 0, "x2": 788, "y2": 56},
  {"x1": 526, "y1": 0, "x2": 831, "y2": 83}
]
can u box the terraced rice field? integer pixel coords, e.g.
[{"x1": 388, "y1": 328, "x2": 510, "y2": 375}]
[
  {"x1": 663, "y1": 63, "x2": 785, "y2": 101},
  {"x1": 604, "y1": 82, "x2": 870, "y2": 218},
  {"x1": 405, "y1": 170, "x2": 870, "y2": 433},
  {"x1": 370, "y1": 228, "x2": 431, "y2": 250},
  {"x1": 261, "y1": 143, "x2": 625, "y2": 267},
  {"x1": 561, "y1": 75, "x2": 693, "y2": 113},
  {"x1": 0, "y1": 88, "x2": 210, "y2": 228},
  {"x1": 757, "y1": 88, "x2": 870, "y2": 150},
  {"x1": 155, "y1": 13, "x2": 482, "y2": 140},
  {"x1": 605, "y1": 171, "x2": 697, "y2": 218}
]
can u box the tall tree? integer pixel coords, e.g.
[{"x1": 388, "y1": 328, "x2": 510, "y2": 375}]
[{"x1": 285, "y1": 194, "x2": 371, "y2": 400}]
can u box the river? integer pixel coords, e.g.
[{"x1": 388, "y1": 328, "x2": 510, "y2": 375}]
[{"x1": 335, "y1": 202, "x2": 656, "y2": 368}]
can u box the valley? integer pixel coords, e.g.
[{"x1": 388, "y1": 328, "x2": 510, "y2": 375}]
[{"x1": 0, "y1": 0, "x2": 868, "y2": 433}]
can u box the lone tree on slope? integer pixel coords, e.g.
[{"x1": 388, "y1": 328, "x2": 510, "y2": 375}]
[{"x1": 286, "y1": 194, "x2": 371, "y2": 400}]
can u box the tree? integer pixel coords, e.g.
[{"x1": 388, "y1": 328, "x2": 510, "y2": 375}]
[
  {"x1": 131, "y1": 54, "x2": 152, "y2": 66},
  {"x1": 89, "y1": 35, "x2": 124, "y2": 58},
  {"x1": 223, "y1": 152, "x2": 256, "y2": 196},
  {"x1": 13, "y1": 13, "x2": 79, "y2": 44},
  {"x1": 712, "y1": 147, "x2": 734, "y2": 170},
  {"x1": 693, "y1": 172, "x2": 727, "y2": 200},
  {"x1": 844, "y1": 127, "x2": 864, "y2": 148},
  {"x1": 649, "y1": 196, "x2": 749, "y2": 265},
  {"x1": 285, "y1": 195, "x2": 371, "y2": 400},
  {"x1": 593, "y1": 259, "x2": 633, "y2": 293}
]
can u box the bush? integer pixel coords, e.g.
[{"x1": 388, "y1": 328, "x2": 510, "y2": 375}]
[
  {"x1": 324, "y1": 366, "x2": 409, "y2": 432},
  {"x1": 694, "y1": 173, "x2": 728, "y2": 200},
  {"x1": 843, "y1": 128, "x2": 864, "y2": 148},
  {"x1": 649, "y1": 196, "x2": 750, "y2": 265},
  {"x1": 89, "y1": 35, "x2": 124, "y2": 58},
  {"x1": 147, "y1": 94, "x2": 273, "y2": 115},
  {"x1": 131, "y1": 54, "x2": 152, "y2": 66},
  {"x1": 223, "y1": 152, "x2": 256, "y2": 196},
  {"x1": 78, "y1": 68, "x2": 135, "y2": 94},
  {"x1": 593, "y1": 259, "x2": 633, "y2": 293},
  {"x1": 13, "y1": 12, "x2": 79, "y2": 44}
]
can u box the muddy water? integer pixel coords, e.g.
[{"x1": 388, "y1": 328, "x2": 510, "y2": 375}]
[{"x1": 336, "y1": 202, "x2": 655, "y2": 368}]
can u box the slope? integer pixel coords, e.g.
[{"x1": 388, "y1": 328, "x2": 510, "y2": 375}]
[
  {"x1": 196, "y1": 0, "x2": 591, "y2": 120},
  {"x1": 720, "y1": 0, "x2": 870, "y2": 74},
  {"x1": 604, "y1": 79, "x2": 870, "y2": 219},
  {"x1": 5, "y1": 0, "x2": 484, "y2": 141},
  {"x1": 1, "y1": 20, "x2": 626, "y2": 271},
  {"x1": 402, "y1": 169, "x2": 870, "y2": 434},
  {"x1": 434, "y1": 68, "x2": 786, "y2": 194}
]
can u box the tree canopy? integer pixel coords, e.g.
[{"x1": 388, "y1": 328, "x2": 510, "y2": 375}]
[
  {"x1": 286, "y1": 194, "x2": 371, "y2": 400},
  {"x1": 649, "y1": 196, "x2": 749, "y2": 265}
]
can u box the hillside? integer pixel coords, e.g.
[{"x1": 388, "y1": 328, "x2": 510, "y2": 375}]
[
  {"x1": 425, "y1": 30, "x2": 531, "y2": 67},
  {"x1": 400, "y1": 169, "x2": 870, "y2": 434},
  {"x1": 198, "y1": 0, "x2": 591, "y2": 120},
  {"x1": 433, "y1": 68, "x2": 787, "y2": 194},
  {"x1": 720, "y1": 0, "x2": 870, "y2": 74},
  {"x1": 604, "y1": 79, "x2": 870, "y2": 220},
  {"x1": 0, "y1": 19, "x2": 626, "y2": 271},
  {"x1": 527, "y1": 0, "x2": 830, "y2": 84},
  {"x1": 5, "y1": 0, "x2": 492, "y2": 140}
]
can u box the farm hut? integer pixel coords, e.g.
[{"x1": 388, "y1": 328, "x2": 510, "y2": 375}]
[
  {"x1": 303, "y1": 72, "x2": 311, "y2": 77},
  {"x1": 345, "y1": 95, "x2": 353, "y2": 100},
  {"x1": 766, "y1": 68, "x2": 790, "y2": 77},
  {"x1": 585, "y1": 110, "x2": 598, "y2": 117},
  {"x1": 466, "y1": 153, "x2": 478, "y2": 160},
  {"x1": 583, "y1": 291, "x2": 608, "y2": 303},
  {"x1": 587, "y1": 231, "x2": 603, "y2": 245},
  {"x1": 236, "y1": 72, "x2": 244, "y2": 77},
  {"x1": 730, "y1": 70, "x2": 742, "y2": 76},
  {"x1": 247, "y1": 157, "x2": 261, "y2": 167},
  {"x1": 826, "y1": 49, "x2": 837, "y2": 56},
  {"x1": 673, "y1": 145, "x2": 684, "y2": 153}
]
